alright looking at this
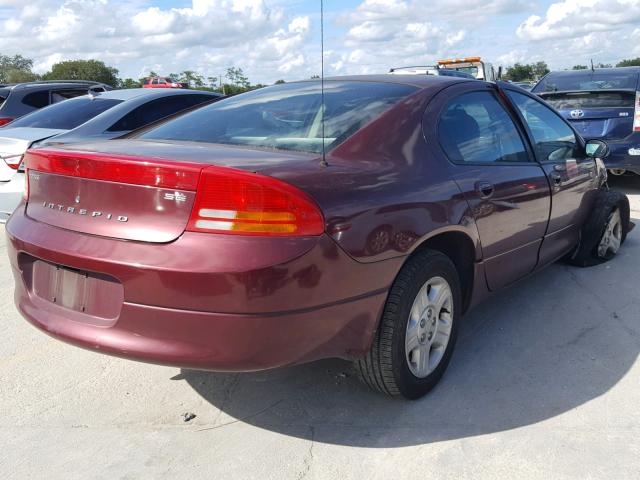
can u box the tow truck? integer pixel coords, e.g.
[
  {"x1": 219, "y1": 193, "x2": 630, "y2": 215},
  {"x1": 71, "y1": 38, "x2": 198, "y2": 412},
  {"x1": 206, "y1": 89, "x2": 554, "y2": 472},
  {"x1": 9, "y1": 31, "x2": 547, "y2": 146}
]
[{"x1": 437, "y1": 57, "x2": 497, "y2": 81}]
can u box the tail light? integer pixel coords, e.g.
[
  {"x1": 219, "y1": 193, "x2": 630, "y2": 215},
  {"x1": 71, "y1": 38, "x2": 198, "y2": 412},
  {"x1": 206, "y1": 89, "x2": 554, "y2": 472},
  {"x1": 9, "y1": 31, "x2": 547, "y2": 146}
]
[
  {"x1": 24, "y1": 149, "x2": 325, "y2": 237},
  {"x1": 2, "y1": 153, "x2": 23, "y2": 170},
  {"x1": 187, "y1": 166, "x2": 324, "y2": 236},
  {"x1": 0, "y1": 117, "x2": 13, "y2": 127},
  {"x1": 634, "y1": 91, "x2": 640, "y2": 132}
]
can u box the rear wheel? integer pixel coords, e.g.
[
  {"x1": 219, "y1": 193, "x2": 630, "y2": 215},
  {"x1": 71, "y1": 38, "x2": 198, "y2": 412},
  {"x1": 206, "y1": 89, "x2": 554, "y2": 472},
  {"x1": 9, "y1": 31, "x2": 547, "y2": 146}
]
[
  {"x1": 356, "y1": 250, "x2": 461, "y2": 399},
  {"x1": 608, "y1": 169, "x2": 627, "y2": 176}
]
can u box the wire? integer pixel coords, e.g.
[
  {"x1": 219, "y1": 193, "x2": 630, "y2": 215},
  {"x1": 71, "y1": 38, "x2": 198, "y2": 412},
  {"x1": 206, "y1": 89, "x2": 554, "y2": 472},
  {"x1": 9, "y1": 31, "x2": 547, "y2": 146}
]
[{"x1": 320, "y1": 0, "x2": 328, "y2": 167}]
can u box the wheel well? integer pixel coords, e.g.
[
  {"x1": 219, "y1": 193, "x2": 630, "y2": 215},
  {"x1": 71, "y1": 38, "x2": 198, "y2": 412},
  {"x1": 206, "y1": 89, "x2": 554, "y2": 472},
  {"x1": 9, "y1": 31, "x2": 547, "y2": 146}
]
[{"x1": 413, "y1": 232, "x2": 476, "y2": 313}]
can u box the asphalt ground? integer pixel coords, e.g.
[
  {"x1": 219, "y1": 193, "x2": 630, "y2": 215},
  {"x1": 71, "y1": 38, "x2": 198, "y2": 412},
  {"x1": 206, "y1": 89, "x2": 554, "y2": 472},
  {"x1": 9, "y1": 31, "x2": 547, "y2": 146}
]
[{"x1": 1, "y1": 176, "x2": 639, "y2": 479}]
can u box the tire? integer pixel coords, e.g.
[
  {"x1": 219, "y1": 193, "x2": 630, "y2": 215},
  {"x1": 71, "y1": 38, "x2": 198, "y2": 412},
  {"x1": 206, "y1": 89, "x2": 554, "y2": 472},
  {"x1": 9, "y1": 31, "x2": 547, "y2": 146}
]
[
  {"x1": 569, "y1": 189, "x2": 630, "y2": 267},
  {"x1": 355, "y1": 250, "x2": 461, "y2": 399}
]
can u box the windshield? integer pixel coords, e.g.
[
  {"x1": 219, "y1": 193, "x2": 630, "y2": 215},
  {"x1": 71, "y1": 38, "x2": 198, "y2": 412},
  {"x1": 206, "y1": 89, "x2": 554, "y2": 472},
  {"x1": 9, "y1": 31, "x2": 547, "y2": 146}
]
[
  {"x1": 138, "y1": 81, "x2": 418, "y2": 154},
  {"x1": 534, "y1": 71, "x2": 639, "y2": 92},
  {"x1": 8, "y1": 96, "x2": 122, "y2": 130}
]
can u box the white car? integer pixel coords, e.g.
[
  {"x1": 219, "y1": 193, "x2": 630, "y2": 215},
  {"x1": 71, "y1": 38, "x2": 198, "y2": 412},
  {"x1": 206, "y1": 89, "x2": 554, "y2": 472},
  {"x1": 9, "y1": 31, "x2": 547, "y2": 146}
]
[{"x1": 0, "y1": 88, "x2": 219, "y2": 222}]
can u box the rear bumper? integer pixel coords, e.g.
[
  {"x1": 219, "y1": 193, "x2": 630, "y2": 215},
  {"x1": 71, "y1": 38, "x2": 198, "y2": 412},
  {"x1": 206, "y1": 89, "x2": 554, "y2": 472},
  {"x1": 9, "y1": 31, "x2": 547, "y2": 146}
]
[
  {"x1": 604, "y1": 139, "x2": 640, "y2": 174},
  {"x1": 6, "y1": 205, "x2": 400, "y2": 371},
  {"x1": 0, "y1": 173, "x2": 24, "y2": 223}
]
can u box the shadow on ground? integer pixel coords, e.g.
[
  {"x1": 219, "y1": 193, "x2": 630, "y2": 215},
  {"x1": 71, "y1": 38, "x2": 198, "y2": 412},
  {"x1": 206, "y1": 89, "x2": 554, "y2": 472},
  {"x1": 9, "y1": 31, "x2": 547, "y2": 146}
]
[{"x1": 179, "y1": 179, "x2": 640, "y2": 447}]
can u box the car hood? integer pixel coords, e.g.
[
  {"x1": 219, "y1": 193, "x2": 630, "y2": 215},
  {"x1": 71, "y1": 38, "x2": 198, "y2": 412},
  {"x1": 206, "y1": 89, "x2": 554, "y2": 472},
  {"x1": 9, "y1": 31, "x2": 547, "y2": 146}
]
[{"x1": 0, "y1": 127, "x2": 67, "y2": 155}]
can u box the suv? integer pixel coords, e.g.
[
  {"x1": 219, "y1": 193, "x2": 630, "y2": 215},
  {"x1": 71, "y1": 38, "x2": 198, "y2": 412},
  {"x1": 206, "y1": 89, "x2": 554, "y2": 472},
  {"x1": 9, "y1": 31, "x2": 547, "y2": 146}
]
[
  {"x1": 533, "y1": 67, "x2": 640, "y2": 176},
  {"x1": 143, "y1": 77, "x2": 188, "y2": 89},
  {"x1": 0, "y1": 80, "x2": 111, "y2": 127}
]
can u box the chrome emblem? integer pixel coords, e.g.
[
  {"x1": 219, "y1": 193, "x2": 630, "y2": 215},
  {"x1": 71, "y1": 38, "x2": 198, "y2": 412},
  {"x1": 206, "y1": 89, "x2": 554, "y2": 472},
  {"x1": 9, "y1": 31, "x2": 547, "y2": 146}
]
[
  {"x1": 164, "y1": 191, "x2": 187, "y2": 203},
  {"x1": 74, "y1": 195, "x2": 81, "y2": 204},
  {"x1": 570, "y1": 109, "x2": 585, "y2": 119},
  {"x1": 42, "y1": 201, "x2": 128, "y2": 222}
]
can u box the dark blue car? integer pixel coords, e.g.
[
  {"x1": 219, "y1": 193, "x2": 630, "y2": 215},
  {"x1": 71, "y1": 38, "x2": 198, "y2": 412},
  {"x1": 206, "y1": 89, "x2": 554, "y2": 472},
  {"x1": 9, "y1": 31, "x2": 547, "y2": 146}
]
[{"x1": 532, "y1": 67, "x2": 640, "y2": 176}]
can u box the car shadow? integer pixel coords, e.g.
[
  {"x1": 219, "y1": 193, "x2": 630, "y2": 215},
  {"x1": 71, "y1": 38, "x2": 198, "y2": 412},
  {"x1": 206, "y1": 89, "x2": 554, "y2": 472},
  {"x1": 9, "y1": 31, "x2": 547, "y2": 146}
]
[{"x1": 179, "y1": 183, "x2": 640, "y2": 447}]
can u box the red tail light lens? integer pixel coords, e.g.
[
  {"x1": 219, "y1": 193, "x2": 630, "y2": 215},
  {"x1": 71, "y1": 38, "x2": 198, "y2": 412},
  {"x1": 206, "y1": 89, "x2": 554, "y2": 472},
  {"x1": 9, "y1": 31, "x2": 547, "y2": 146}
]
[
  {"x1": 2, "y1": 154, "x2": 23, "y2": 170},
  {"x1": 634, "y1": 92, "x2": 640, "y2": 133},
  {"x1": 0, "y1": 117, "x2": 13, "y2": 127},
  {"x1": 187, "y1": 166, "x2": 324, "y2": 236}
]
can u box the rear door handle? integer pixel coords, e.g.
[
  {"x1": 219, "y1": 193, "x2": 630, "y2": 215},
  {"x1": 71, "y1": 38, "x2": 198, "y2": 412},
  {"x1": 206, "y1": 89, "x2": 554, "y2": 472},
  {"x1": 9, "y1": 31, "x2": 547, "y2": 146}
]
[
  {"x1": 550, "y1": 172, "x2": 562, "y2": 186},
  {"x1": 475, "y1": 181, "x2": 494, "y2": 199}
]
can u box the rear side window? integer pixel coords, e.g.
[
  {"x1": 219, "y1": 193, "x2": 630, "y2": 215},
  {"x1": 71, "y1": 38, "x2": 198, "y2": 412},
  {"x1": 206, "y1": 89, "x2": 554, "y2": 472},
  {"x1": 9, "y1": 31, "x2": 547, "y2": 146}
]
[
  {"x1": 438, "y1": 90, "x2": 530, "y2": 164},
  {"x1": 106, "y1": 95, "x2": 214, "y2": 132},
  {"x1": 51, "y1": 89, "x2": 88, "y2": 103},
  {"x1": 507, "y1": 91, "x2": 578, "y2": 162},
  {"x1": 22, "y1": 91, "x2": 50, "y2": 108},
  {"x1": 138, "y1": 81, "x2": 418, "y2": 154},
  {"x1": 8, "y1": 97, "x2": 122, "y2": 130}
]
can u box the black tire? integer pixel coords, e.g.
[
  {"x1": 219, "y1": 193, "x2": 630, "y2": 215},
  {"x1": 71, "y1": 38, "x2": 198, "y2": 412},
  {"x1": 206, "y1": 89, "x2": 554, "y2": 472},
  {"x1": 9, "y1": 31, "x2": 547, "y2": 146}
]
[
  {"x1": 355, "y1": 250, "x2": 461, "y2": 399},
  {"x1": 569, "y1": 189, "x2": 630, "y2": 267}
]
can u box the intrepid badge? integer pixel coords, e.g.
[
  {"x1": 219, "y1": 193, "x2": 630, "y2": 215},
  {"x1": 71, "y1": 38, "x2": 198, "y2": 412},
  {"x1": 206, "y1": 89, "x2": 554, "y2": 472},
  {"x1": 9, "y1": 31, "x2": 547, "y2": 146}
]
[{"x1": 42, "y1": 201, "x2": 128, "y2": 222}]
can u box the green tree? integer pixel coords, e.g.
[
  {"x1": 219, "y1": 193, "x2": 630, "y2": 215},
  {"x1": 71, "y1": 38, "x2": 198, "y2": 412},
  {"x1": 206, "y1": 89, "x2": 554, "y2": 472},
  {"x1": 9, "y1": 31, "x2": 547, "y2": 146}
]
[
  {"x1": 226, "y1": 67, "x2": 250, "y2": 89},
  {"x1": 617, "y1": 58, "x2": 640, "y2": 67},
  {"x1": 572, "y1": 65, "x2": 588, "y2": 70},
  {"x1": 44, "y1": 59, "x2": 118, "y2": 86},
  {"x1": 504, "y1": 63, "x2": 534, "y2": 82},
  {"x1": 0, "y1": 54, "x2": 37, "y2": 83},
  {"x1": 274, "y1": 79, "x2": 286, "y2": 84},
  {"x1": 119, "y1": 78, "x2": 141, "y2": 89},
  {"x1": 179, "y1": 70, "x2": 204, "y2": 88},
  {"x1": 532, "y1": 61, "x2": 549, "y2": 78}
]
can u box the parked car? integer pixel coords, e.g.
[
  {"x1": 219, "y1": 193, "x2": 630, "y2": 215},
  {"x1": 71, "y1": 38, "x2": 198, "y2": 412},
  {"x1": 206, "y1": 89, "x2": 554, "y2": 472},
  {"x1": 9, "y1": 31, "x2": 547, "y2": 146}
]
[
  {"x1": 0, "y1": 80, "x2": 112, "y2": 127},
  {"x1": 142, "y1": 77, "x2": 188, "y2": 89},
  {"x1": 6, "y1": 76, "x2": 630, "y2": 399},
  {"x1": 389, "y1": 66, "x2": 476, "y2": 79},
  {"x1": 512, "y1": 81, "x2": 534, "y2": 91},
  {"x1": 532, "y1": 67, "x2": 640, "y2": 176},
  {"x1": 0, "y1": 88, "x2": 220, "y2": 222}
]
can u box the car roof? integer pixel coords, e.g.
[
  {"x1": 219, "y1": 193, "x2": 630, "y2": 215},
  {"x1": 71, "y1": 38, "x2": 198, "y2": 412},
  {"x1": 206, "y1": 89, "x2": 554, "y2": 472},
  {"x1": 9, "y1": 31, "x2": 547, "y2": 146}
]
[
  {"x1": 297, "y1": 74, "x2": 472, "y2": 88},
  {"x1": 5, "y1": 80, "x2": 110, "y2": 91},
  {"x1": 93, "y1": 88, "x2": 219, "y2": 101}
]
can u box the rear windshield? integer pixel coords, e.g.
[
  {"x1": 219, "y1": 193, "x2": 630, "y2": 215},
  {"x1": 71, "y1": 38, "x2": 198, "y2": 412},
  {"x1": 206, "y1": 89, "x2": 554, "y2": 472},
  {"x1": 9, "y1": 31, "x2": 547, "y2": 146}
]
[
  {"x1": 542, "y1": 91, "x2": 636, "y2": 110},
  {"x1": 138, "y1": 81, "x2": 418, "y2": 154},
  {"x1": 8, "y1": 96, "x2": 122, "y2": 130},
  {"x1": 534, "y1": 71, "x2": 639, "y2": 93}
]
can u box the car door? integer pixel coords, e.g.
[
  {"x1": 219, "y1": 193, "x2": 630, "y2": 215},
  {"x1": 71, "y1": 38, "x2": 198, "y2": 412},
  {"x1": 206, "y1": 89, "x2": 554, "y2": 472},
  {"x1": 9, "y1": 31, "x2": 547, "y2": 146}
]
[
  {"x1": 437, "y1": 85, "x2": 551, "y2": 291},
  {"x1": 503, "y1": 87, "x2": 599, "y2": 265}
]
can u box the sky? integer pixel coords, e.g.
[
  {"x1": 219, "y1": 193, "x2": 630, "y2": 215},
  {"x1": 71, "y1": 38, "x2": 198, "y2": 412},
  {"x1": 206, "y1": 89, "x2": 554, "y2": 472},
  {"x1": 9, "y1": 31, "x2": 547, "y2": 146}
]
[{"x1": 0, "y1": 0, "x2": 639, "y2": 84}]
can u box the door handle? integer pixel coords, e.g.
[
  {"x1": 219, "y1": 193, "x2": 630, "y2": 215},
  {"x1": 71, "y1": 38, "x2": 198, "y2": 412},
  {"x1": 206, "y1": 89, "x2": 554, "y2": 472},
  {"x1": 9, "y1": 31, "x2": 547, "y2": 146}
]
[
  {"x1": 475, "y1": 181, "x2": 494, "y2": 199},
  {"x1": 550, "y1": 172, "x2": 562, "y2": 186}
]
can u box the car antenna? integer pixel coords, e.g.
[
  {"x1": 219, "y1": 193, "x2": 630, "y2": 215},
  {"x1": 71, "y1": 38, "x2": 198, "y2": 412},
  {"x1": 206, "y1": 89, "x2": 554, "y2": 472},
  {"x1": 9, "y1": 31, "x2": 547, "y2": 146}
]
[
  {"x1": 319, "y1": 0, "x2": 329, "y2": 168},
  {"x1": 590, "y1": 59, "x2": 595, "y2": 72}
]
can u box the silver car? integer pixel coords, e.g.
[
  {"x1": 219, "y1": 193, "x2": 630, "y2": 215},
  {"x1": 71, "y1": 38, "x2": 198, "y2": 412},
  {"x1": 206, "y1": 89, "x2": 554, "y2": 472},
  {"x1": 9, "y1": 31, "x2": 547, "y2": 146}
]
[{"x1": 0, "y1": 88, "x2": 220, "y2": 222}]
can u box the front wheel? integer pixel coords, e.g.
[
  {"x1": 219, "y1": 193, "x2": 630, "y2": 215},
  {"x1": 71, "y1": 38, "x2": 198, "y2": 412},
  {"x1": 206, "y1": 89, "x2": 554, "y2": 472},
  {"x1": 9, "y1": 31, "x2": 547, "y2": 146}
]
[
  {"x1": 355, "y1": 250, "x2": 461, "y2": 399},
  {"x1": 569, "y1": 190, "x2": 630, "y2": 267}
]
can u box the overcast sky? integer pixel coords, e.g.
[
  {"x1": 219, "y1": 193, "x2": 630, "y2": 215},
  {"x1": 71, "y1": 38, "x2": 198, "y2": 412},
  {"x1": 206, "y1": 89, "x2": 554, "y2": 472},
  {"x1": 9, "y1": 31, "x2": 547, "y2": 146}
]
[{"x1": 0, "y1": 0, "x2": 639, "y2": 83}]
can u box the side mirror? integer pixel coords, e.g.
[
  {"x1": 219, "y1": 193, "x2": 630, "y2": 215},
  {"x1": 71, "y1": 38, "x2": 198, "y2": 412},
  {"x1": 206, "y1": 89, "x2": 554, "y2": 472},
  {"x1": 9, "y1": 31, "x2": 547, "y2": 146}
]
[{"x1": 585, "y1": 139, "x2": 610, "y2": 158}]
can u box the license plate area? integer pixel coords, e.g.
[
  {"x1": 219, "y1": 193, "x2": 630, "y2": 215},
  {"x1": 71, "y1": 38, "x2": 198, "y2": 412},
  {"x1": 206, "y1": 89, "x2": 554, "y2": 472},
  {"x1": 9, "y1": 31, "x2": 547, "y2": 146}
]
[{"x1": 22, "y1": 255, "x2": 124, "y2": 323}]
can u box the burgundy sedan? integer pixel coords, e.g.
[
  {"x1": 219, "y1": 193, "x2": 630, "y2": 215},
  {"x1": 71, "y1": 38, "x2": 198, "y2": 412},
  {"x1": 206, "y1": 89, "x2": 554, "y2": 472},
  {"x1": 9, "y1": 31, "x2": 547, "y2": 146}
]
[{"x1": 6, "y1": 76, "x2": 630, "y2": 399}]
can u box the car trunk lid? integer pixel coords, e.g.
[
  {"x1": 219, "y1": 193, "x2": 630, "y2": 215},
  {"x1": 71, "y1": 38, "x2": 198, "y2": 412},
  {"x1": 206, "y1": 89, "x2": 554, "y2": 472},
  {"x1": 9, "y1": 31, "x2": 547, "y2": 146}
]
[
  {"x1": 539, "y1": 90, "x2": 636, "y2": 140},
  {"x1": 24, "y1": 141, "x2": 322, "y2": 243}
]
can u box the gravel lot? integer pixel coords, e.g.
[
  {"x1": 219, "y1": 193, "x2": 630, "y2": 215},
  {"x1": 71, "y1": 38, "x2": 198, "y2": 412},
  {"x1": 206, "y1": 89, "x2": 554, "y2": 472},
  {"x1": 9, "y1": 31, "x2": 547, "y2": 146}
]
[{"x1": 1, "y1": 177, "x2": 639, "y2": 479}]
